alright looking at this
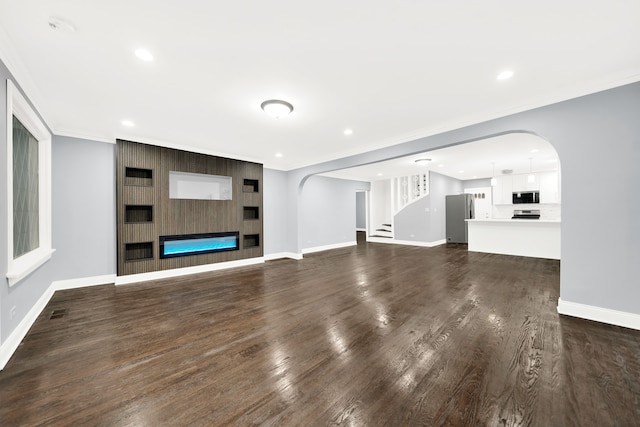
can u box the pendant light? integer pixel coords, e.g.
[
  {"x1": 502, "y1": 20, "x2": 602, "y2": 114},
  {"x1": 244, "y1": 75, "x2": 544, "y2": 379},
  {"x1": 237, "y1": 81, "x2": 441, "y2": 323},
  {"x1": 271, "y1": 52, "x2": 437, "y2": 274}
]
[
  {"x1": 527, "y1": 158, "x2": 535, "y2": 183},
  {"x1": 490, "y1": 162, "x2": 497, "y2": 186}
]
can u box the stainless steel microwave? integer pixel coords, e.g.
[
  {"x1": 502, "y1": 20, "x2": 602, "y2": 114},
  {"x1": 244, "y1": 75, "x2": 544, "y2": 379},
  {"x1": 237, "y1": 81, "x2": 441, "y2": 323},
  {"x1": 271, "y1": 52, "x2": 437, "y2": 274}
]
[{"x1": 512, "y1": 191, "x2": 540, "y2": 204}]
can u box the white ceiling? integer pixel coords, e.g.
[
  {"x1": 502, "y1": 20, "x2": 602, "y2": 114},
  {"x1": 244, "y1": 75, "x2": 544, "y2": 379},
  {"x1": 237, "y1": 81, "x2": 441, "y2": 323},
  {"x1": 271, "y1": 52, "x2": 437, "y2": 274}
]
[
  {"x1": 1, "y1": 1, "x2": 639, "y2": 171},
  {"x1": 320, "y1": 133, "x2": 559, "y2": 182}
]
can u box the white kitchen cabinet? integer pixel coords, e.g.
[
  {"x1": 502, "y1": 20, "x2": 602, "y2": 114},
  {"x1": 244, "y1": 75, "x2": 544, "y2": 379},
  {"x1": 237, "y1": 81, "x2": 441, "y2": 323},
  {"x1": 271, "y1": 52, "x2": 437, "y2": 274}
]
[
  {"x1": 492, "y1": 175, "x2": 513, "y2": 205},
  {"x1": 539, "y1": 171, "x2": 560, "y2": 203},
  {"x1": 493, "y1": 171, "x2": 560, "y2": 205},
  {"x1": 512, "y1": 173, "x2": 539, "y2": 191}
]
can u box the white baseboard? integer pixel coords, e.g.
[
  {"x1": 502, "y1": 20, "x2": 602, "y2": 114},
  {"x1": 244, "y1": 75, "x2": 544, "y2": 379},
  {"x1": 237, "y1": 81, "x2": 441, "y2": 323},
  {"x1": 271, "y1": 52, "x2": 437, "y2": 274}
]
[
  {"x1": 302, "y1": 241, "x2": 357, "y2": 255},
  {"x1": 0, "y1": 287, "x2": 54, "y2": 370},
  {"x1": 0, "y1": 273, "x2": 115, "y2": 370},
  {"x1": 367, "y1": 237, "x2": 447, "y2": 248},
  {"x1": 264, "y1": 252, "x2": 303, "y2": 261},
  {"x1": 51, "y1": 274, "x2": 116, "y2": 291},
  {"x1": 115, "y1": 257, "x2": 265, "y2": 286},
  {"x1": 557, "y1": 298, "x2": 640, "y2": 331}
]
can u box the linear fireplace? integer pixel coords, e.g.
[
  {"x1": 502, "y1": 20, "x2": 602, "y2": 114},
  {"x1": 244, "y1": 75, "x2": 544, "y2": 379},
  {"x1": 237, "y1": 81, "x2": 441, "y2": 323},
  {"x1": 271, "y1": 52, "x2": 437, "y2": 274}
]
[{"x1": 159, "y1": 232, "x2": 240, "y2": 259}]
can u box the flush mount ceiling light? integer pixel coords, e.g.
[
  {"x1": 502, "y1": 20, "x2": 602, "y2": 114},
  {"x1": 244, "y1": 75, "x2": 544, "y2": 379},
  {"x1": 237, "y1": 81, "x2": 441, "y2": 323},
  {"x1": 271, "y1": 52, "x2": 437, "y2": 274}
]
[
  {"x1": 414, "y1": 158, "x2": 431, "y2": 166},
  {"x1": 343, "y1": 129, "x2": 353, "y2": 135},
  {"x1": 497, "y1": 70, "x2": 514, "y2": 80},
  {"x1": 261, "y1": 100, "x2": 293, "y2": 118},
  {"x1": 135, "y1": 48, "x2": 154, "y2": 62},
  {"x1": 48, "y1": 17, "x2": 76, "y2": 33},
  {"x1": 121, "y1": 120, "x2": 134, "y2": 127}
]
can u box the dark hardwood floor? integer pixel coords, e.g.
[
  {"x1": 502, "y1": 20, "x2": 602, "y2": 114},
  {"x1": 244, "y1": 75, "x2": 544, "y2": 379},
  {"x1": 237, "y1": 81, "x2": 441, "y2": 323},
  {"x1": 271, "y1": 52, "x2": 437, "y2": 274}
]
[{"x1": 1, "y1": 238, "x2": 639, "y2": 426}]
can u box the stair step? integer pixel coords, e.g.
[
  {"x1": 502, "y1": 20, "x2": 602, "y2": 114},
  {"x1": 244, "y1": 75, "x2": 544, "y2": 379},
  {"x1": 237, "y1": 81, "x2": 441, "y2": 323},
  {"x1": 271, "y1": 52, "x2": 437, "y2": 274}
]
[{"x1": 382, "y1": 223, "x2": 392, "y2": 227}]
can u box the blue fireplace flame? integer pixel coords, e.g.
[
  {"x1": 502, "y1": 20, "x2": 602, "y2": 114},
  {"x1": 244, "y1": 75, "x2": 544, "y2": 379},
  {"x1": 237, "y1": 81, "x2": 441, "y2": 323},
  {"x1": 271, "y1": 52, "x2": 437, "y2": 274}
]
[{"x1": 160, "y1": 232, "x2": 239, "y2": 258}]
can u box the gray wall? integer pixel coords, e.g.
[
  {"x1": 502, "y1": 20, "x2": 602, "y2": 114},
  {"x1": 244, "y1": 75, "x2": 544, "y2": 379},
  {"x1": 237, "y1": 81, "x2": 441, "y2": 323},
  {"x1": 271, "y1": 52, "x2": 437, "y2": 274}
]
[
  {"x1": 263, "y1": 168, "x2": 290, "y2": 255},
  {"x1": 300, "y1": 175, "x2": 370, "y2": 249},
  {"x1": 52, "y1": 136, "x2": 116, "y2": 278},
  {"x1": 355, "y1": 192, "x2": 366, "y2": 229},
  {"x1": 394, "y1": 171, "x2": 463, "y2": 242},
  {"x1": 394, "y1": 196, "x2": 430, "y2": 242}
]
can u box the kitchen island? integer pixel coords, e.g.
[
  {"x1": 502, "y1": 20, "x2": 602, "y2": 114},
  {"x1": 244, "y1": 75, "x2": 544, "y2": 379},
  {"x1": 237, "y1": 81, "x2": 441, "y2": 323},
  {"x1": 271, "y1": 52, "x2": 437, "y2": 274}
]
[{"x1": 466, "y1": 219, "x2": 560, "y2": 260}]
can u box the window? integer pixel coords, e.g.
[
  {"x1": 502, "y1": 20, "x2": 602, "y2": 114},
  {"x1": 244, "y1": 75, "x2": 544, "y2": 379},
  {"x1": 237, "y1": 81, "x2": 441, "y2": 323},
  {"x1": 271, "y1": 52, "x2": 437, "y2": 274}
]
[{"x1": 6, "y1": 80, "x2": 53, "y2": 286}]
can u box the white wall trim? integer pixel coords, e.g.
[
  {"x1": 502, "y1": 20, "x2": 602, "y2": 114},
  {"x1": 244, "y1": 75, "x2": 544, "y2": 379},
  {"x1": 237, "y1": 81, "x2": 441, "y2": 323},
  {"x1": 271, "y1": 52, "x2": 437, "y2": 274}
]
[
  {"x1": 302, "y1": 241, "x2": 357, "y2": 255},
  {"x1": 367, "y1": 237, "x2": 446, "y2": 248},
  {"x1": 51, "y1": 274, "x2": 116, "y2": 291},
  {"x1": 557, "y1": 298, "x2": 640, "y2": 331},
  {"x1": 115, "y1": 257, "x2": 265, "y2": 286},
  {"x1": 0, "y1": 274, "x2": 115, "y2": 370},
  {"x1": 264, "y1": 252, "x2": 303, "y2": 261},
  {"x1": 6, "y1": 79, "x2": 54, "y2": 287}
]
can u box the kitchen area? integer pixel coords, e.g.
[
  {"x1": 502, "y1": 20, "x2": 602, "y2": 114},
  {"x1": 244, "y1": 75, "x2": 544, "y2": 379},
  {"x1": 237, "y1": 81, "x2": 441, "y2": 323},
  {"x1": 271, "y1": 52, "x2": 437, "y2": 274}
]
[
  {"x1": 321, "y1": 132, "x2": 562, "y2": 261},
  {"x1": 447, "y1": 167, "x2": 561, "y2": 260}
]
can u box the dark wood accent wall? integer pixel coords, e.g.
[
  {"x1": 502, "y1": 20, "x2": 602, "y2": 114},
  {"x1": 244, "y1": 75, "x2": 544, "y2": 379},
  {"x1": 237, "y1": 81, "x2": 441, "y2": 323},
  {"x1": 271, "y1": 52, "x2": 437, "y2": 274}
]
[{"x1": 116, "y1": 139, "x2": 263, "y2": 276}]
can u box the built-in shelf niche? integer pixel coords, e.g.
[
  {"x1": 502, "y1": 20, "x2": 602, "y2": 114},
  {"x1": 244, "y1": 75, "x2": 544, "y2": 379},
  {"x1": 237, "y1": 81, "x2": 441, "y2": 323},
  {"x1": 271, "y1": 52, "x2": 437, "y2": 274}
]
[
  {"x1": 243, "y1": 206, "x2": 259, "y2": 220},
  {"x1": 243, "y1": 179, "x2": 259, "y2": 193},
  {"x1": 125, "y1": 167, "x2": 153, "y2": 187},
  {"x1": 125, "y1": 205, "x2": 153, "y2": 223},
  {"x1": 124, "y1": 242, "x2": 154, "y2": 261},
  {"x1": 169, "y1": 171, "x2": 232, "y2": 200},
  {"x1": 243, "y1": 234, "x2": 260, "y2": 248}
]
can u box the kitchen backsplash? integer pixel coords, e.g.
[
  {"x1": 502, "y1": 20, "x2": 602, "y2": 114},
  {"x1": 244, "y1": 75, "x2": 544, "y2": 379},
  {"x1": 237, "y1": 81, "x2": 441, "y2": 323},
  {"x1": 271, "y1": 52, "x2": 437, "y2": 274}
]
[{"x1": 491, "y1": 204, "x2": 561, "y2": 220}]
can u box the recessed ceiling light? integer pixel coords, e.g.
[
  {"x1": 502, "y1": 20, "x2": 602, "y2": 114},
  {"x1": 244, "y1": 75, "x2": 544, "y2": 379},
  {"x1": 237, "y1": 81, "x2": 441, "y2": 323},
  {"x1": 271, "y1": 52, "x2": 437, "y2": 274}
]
[
  {"x1": 497, "y1": 70, "x2": 514, "y2": 80},
  {"x1": 135, "y1": 48, "x2": 154, "y2": 62},
  {"x1": 377, "y1": 173, "x2": 383, "y2": 176},
  {"x1": 530, "y1": 149, "x2": 539, "y2": 153},
  {"x1": 472, "y1": 176, "x2": 478, "y2": 179},
  {"x1": 414, "y1": 158, "x2": 431, "y2": 166},
  {"x1": 261, "y1": 100, "x2": 293, "y2": 118},
  {"x1": 344, "y1": 129, "x2": 353, "y2": 135},
  {"x1": 275, "y1": 153, "x2": 283, "y2": 158},
  {"x1": 121, "y1": 120, "x2": 134, "y2": 127},
  {"x1": 438, "y1": 164, "x2": 444, "y2": 168},
  {"x1": 458, "y1": 170, "x2": 465, "y2": 173}
]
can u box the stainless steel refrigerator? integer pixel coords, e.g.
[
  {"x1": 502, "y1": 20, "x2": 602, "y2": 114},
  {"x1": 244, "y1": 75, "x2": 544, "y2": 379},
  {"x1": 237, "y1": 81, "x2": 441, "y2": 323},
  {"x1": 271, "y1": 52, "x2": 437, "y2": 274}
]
[{"x1": 445, "y1": 194, "x2": 474, "y2": 244}]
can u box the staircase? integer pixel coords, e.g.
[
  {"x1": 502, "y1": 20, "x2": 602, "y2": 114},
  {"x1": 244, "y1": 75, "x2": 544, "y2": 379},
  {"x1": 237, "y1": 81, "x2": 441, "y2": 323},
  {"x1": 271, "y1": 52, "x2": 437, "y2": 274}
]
[
  {"x1": 392, "y1": 173, "x2": 429, "y2": 214},
  {"x1": 372, "y1": 223, "x2": 393, "y2": 238}
]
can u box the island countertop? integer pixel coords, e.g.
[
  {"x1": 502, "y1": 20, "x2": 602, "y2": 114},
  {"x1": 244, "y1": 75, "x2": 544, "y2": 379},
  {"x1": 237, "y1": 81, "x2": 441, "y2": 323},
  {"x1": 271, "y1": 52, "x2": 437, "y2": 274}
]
[
  {"x1": 466, "y1": 218, "x2": 561, "y2": 223},
  {"x1": 466, "y1": 218, "x2": 560, "y2": 259}
]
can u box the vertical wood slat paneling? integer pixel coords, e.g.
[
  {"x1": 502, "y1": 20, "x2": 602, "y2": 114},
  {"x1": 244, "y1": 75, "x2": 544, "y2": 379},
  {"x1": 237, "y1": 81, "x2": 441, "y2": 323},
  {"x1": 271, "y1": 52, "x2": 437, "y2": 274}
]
[{"x1": 117, "y1": 140, "x2": 263, "y2": 276}]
